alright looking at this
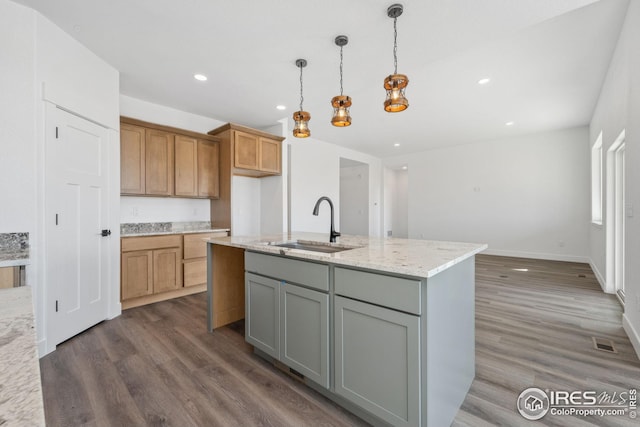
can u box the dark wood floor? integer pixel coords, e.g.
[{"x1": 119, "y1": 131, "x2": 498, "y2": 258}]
[{"x1": 40, "y1": 255, "x2": 640, "y2": 426}]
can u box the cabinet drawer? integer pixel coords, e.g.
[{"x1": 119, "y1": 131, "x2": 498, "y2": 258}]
[
  {"x1": 184, "y1": 232, "x2": 228, "y2": 259},
  {"x1": 245, "y1": 252, "x2": 329, "y2": 292},
  {"x1": 183, "y1": 258, "x2": 206, "y2": 287},
  {"x1": 122, "y1": 234, "x2": 182, "y2": 252},
  {"x1": 335, "y1": 267, "x2": 421, "y2": 315}
]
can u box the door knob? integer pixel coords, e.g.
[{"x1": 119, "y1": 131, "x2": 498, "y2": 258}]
[{"x1": 101, "y1": 229, "x2": 111, "y2": 237}]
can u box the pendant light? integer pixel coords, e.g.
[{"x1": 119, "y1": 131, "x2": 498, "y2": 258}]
[
  {"x1": 384, "y1": 4, "x2": 409, "y2": 113},
  {"x1": 293, "y1": 59, "x2": 311, "y2": 138},
  {"x1": 331, "y1": 35, "x2": 352, "y2": 127}
]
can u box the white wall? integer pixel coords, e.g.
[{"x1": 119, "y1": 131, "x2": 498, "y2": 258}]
[
  {"x1": 232, "y1": 176, "x2": 261, "y2": 236},
  {"x1": 289, "y1": 138, "x2": 382, "y2": 237},
  {"x1": 385, "y1": 127, "x2": 590, "y2": 261},
  {"x1": 590, "y1": 0, "x2": 640, "y2": 357},
  {"x1": 120, "y1": 197, "x2": 210, "y2": 223},
  {"x1": 391, "y1": 170, "x2": 409, "y2": 238},
  {"x1": 259, "y1": 120, "x2": 288, "y2": 234},
  {"x1": 340, "y1": 163, "x2": 369, "y2": 236},
  {"x1": 383, "y1": 168, "x2": 394, "y2": 237},
  {"x1": 0, "y1": 0, "x2": 120, "y2": 355},
  {"x1": 119, "y1": 95, "x2": 224, "y2": 224},
  {"x1": 0, "y1": 0, "x2": 36, "y2": 235}
]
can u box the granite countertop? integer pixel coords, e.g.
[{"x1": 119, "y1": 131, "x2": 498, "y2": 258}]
[
  {"x1": 207, "y1": 232, "x2": 487, "y2": 278},
  {"x1": 121, "y1": 221, "x2": 230, "y2": 237},
  {"x1": 0, "y1": 233, "x2": 30, "y2": 268},
  {"x1": 0, "y1": 287, "x2": 45, "y2": 426}
]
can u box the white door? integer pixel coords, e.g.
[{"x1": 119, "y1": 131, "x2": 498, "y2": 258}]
[{"x1": 46, "y1": 105, "x2": 110, "y2": 346}]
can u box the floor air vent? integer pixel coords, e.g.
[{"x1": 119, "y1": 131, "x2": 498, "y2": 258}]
[{"x1": 592, "y1": 337, "x2": 617, "y2": 353}]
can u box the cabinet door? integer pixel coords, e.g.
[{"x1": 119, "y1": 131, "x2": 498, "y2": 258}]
[
  {"x1": 280, "y1": 283, "x2": 329, "y2": 388},
  {"x1": 334, "y1": 296, "x2": 420, "y2": 427},
  {"x1": 197, "y1": 140, "x2": 220, "y2": 198},
  {"x1": 259, "y1": 137, "x2": 281, "y2": 174},
  {"x1": 234, "y1": 131, "x2": 259, "y2": 170},
  {"x1": 174, "y1": 135, "x2": 198, "y2": 197},
  {"x1": 245, "y1": 273, "x2": 279, "y2": 359},
  {"x1": 153, "y1": 247, "x2": 182, "y2": 293},
  {"x1": 183, "y1": 259, "x2": 206, "y2": 287},
  {"x1": 121, "y1": 250, "x2": 153, "y2": 300},
  {"x1": 145, "y1": 129, "x2": 174, "y2": 195},
  {"x1": 120, "y1": 123, "x2": 146, "y2": 195},
  {"x1": 0, "y1": 267, "x2": 17, "y2": 289}
]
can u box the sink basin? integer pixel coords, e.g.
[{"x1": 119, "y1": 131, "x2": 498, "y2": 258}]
[{"x1": 270, "y1": 240, "x2": 355, "y2": 254}]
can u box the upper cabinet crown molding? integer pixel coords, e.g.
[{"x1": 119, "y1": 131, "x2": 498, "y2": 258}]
[{"x1": 208, "y1": 122, "x2": 284, "y2": 178}]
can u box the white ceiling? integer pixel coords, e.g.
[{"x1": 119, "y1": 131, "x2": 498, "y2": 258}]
[{"x1": 14, "y1": 0, "x2": 628, "y2": 157}]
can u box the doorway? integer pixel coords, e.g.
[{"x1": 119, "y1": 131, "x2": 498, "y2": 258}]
[
  {"x1": 606, "y1": 130, "x2": 625, "y2": 301},
  {"x1": 45, "y1": 105, "x2": 111, "y2": 346},
  {"x1": 383, "y1": 166, "x2": 409, "y2": 238},
  {"x1": 339, "y1": 158, "x2": 369, "y2": 236}
]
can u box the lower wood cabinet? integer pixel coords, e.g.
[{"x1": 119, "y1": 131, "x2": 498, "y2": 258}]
[
  {"x1": 121, "y1": 235, "x2": 183, "y2": 302},
  {"x1": 245, "y1": 266, "x2": 330, "y2": 388},
  {"x1": 183, "y1": 232, "x2": 228, "y2": 287},
  {"x1": 334, "y1": 295, "x2": 420, "y2": 427},
  {"x1": 121, "y1": 250, "x2": 153, "y2": 299}
]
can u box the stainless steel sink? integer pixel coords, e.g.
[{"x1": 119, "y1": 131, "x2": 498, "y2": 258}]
[{"x1": 270, "y1": 240, "x2": 355, "y2": 253}]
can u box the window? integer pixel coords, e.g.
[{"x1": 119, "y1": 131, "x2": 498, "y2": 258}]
[{"x1": 591, "y1": 132, "x2": 603, "y2": 225}]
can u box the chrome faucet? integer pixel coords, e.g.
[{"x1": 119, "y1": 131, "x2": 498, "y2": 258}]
[{"x1": 312, "y1": 196, "x2": 341, "y2": 243}]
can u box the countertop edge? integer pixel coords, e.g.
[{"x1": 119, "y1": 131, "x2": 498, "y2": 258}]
[
  {"x1": 208, "y1": 237, "x2": 488, "y2": 279},
  {"x1": 0, "y1": 258, "x2": 30, "y2": 268}
]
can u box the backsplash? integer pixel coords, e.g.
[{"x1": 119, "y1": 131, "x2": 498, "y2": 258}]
[
  {"x1": 0, "y1": 233, "x2": 29, "y2": 250},
  {"x1": 0, "y1": 232, "x2": 29, "y2": 261},
  {"x1": 120, "y1": 221, "x2": 213, "y2": 235}
]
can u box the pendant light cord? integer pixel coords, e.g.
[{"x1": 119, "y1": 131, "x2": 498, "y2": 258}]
[
  {"x1": 393, "y1": 16, "x2": 398, "y2": 74},
  {"x1": 299, "y1": 64, "x2": 304, "y2": 112},
  {"x1": 339, "y1": 45, "x2": 344, "y2": 96}
]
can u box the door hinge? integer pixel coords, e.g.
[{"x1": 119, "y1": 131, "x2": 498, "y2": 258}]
[
  {"x1": 55, "y1": 300, "x2": 59, "y2": 312},
  {"x1": 55, "y1": 127, "x2": 59, "y2": 139},
  {"x1": 55, "y1": 214, "x2": 58, "y2": 225}
]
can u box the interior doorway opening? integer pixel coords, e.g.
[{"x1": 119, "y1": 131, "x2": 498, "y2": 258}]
[
  {"x1": 339, "y1": 158, "x2": 369, "y2": 236},
  {"x1": 383, "y1": 166, "x2": 409, "y2": 238},
  {"x1": 606, "y1": 130, "x2": 625, "y2": 302}
]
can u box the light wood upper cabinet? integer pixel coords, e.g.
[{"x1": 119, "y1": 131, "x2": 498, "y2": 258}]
[
  {"x1": 234, "y1": 131, "x2": 260, "y2": 170},
  {"x1": 120, "y1": 117, "x2": 221, "y2": 199},
  {"x1": 197, "y1": 140, "x2": 220, "y2": 198},
  {"x1": 120, "y1": 124, "x2": 146, "y2": 195},
  {"x1": 259, "y1": 137, "x2": 281, "y2": 174},
  {"x1": 209, "y1": 123, "x2": 285, "y2": 177},
  {"x1": 175, "y1": 135, "x2": 198, "y2": 197},
  {"x1": 145, "y1": 129, "x2": 174, "y2": 196}
]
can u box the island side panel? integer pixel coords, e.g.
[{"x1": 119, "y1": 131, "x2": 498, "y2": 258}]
[
  {"x1": 423, "y1": 255, "x2": 475, "y2": 427},
  {"x1": 207, "y1": 242, "x2": 245, "y2": 331}
]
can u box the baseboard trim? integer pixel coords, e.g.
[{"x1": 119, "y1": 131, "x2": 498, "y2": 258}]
[
  {"x1": 589, "y1": 259, "x2": 607, "y2": 293},
  {"x1": 482, "y1": 249, "x2": 589, "y2": 264},
  {"x1": 622, "y1": 314, "x2": 640, "y2": 360}
]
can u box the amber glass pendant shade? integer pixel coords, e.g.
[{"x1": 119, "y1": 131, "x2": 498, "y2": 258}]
[
  {"x1": 384, "y1": 73, "x2": 409, "y2": 112},
  {"x1": 331, "y1": 95, "x2": 352, "y2": 127},
  {"x1": 293, "y1": 110, "x2": 311, "y2": 138}
]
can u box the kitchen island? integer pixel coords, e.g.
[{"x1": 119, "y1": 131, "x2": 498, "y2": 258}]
[{"x1": 206, "y1": 233, "x2": 486, "y2": 426}]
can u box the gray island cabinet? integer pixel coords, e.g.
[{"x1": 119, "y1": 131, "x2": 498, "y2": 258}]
[{"x1": 207, "y1": 233, "x2": 486, "y2": 427}]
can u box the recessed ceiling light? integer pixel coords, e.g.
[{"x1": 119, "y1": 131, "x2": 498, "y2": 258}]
[
  {"x1": 276, "y1": 105, "x2": 286, "y2": 110},
  {"x1": 402, "y1": 165, "x2": 408, "y2": 170},
  {"x1": 394, "y1": 143, "x2": 400, "y2": 147},
  {"x1": 505, "y1": 121, "x2": 515, "y2": 126},
  {"x1": 194, "y1": 74, "x2": 207, "y2": 81},
  {"x1": 478, "y1": 78, "x2": 491, "y2": 85}
]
